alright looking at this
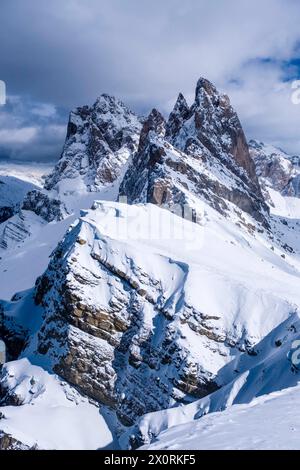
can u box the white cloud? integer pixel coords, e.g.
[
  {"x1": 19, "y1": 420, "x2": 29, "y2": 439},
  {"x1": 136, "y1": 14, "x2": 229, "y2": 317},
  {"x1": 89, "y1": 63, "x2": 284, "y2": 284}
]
[
  {"x1": 223, "y1": 61, "x2": 300, "y2": 154},
  {"x1": 31, "y1": 103, "x2": 57, "y2": 118},
  {"x1": 0, "y1": 127, "x2": 37, "y2": 145}
]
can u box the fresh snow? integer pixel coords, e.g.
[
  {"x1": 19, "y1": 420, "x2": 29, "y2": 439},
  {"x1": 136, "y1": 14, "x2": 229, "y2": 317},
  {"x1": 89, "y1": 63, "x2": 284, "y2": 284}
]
[
  {"x1": 0, "y1": 176, "x2": 38, "y2": 209},
  {"x1": 0, "y1": 359, "x2": 115, "y2": 450},
  {"x1": 3, "y1": 194, "x2": 300, "y2": 448},
  {"x1": 2, "y1": 105, "x2": 300, "y2": 449},
  {"x1": 0, "y1": 184, "x2": 122, "y2": 300},
  {"x1": 143, "y1": 385, "x2": 300, "y2": 450},
  {"x1": 268, "y1": 187, "x2": 300, "y2": 219}
]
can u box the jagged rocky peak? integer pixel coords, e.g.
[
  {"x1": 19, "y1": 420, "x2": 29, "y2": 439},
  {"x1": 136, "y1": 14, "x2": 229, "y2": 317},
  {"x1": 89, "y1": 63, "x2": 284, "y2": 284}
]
[
  {"x1": 165, "y1": 93, "x2": 190, "y2": 140},
  {"x1": 249, "y1": 139, "x2": 300, "y2": 197},
  {"x1": 168, "y1": 77, "x2": 259, "y2": 189},
  {"x1": 195, "y1": 76, "x2": 218, "y2": 98},
  {"x1": 22, "y1": 190, "x2": 68, "y2": 222},
  {"x1": 120, "y1": 77, "x2": 269, "y2": 228},
  {"x1": 44, "y1": 94, "x2": 142, "y2": 193},
  {"x1": 139, "y1": 108, "x2": 166, "y2": 152}
]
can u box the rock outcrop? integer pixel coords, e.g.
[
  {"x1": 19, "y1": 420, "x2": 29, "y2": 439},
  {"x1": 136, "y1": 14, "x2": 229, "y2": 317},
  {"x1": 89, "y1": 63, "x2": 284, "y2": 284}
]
[
  {"x1": 120, "y1": 78, "x2": 269, "y2": 229},
  {"x1": 44, "y1": 95, "x2": 142, "y2": 193},
  {"x1": 22, "y1": 190, "x2": 68, "y2": 222},
  {"x1": 34, "y1": 208, "x2": 221, "y2": 425},
  {"x1": 0, "y1": 210, "x2": 45, "y2": 251},
  {"x1": 0, "y1": 176, "x2": 38, "y2": 224},
  {"x1": 250, "y1": 139, "x2": 300, "y2": 198},
  {"x1": 0, "y1": 432, "x2": 34, "y2": 450}
]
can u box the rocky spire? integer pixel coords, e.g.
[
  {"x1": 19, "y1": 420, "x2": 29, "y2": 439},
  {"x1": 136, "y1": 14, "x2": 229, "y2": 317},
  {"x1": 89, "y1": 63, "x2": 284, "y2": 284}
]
[
  {"x1": 166, "y1": 93, "x2": 190, "y2": 141},
  {"x1": 167, "y1": 77, "x2": 261, "y2": 192},
  {"x1": 44, "y1": 94, "x2": 141, "y2": 192},
  {"x1": 120, "y1": 77, "x2": 269, "y2": 228},
  {"x1": 194, "y1": 77, "x2": 219, "y2": 104},
  {"x1": 138, "y1": 108, "x2": 166, "y2": 152}
]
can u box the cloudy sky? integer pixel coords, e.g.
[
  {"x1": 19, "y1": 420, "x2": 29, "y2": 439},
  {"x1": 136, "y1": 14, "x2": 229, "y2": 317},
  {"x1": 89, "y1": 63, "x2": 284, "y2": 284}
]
[{"x1": 1, "y1": 0, "x2": 300, "y2": 161}]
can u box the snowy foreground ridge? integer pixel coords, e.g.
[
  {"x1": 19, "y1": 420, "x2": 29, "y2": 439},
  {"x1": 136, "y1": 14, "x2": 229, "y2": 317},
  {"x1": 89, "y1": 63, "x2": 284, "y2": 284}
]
[{"x1": 1, "y1": 78, "x2": 300, "y2": 450}]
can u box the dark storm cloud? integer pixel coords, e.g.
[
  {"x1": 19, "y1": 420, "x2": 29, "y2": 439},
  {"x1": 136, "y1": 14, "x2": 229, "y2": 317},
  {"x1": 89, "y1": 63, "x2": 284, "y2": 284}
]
[{"x1": 1, "y1": 0, "x2": 300, "y2": 160}]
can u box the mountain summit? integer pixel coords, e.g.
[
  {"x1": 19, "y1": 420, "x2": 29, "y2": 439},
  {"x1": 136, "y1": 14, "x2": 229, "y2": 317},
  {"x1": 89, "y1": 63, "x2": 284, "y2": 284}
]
[
  {"x1": 120, "y1": 78, "x2": 269, "y2": 228},
  {"x1": 1, "y1": 78, "x2": 300, "y2": 450},
  {"x1": 45, "y1": 94, "x2": 141, "y2": 193}
]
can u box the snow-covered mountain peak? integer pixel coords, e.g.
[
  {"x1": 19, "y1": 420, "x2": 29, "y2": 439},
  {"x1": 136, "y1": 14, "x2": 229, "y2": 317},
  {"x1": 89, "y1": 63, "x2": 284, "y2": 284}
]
[
  {"x1": 0, "y1": 176, "x2": 39, "y2": 224},
  {"x1": 165, "y1": 93, "x2": 190, "y2": 140},
  {"x1": 139, "y1": 108, "x2": 166, "y2": 152},
  {"x1": 121, "y1": 77, "x2": 269, "y2": 229},
  {"x1": 44, "y1": 95, "x2": 142, "y2": 194},
  {"x1": 2, "y1": 78, "x2": 300, "y2": 450},
  {"x1": 195, "y1": 76, "x2": 218, "y2": 97}
]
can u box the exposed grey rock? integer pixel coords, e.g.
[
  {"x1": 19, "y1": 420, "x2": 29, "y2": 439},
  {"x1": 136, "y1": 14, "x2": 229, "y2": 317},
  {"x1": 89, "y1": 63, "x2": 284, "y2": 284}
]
[
  {"x1": 0, "y1": 312, "x2": 28, "y2": 364},
  {"x1": 0, "y1": 210, "x2": 45, "y2": 250},
  {"x1": 22, "y1": 190, "x2": 68, "y2": 222},
  {"x1": 0, "y1": 176, "x2": 38, "y2": 224},
  {"x1": 44, "y1": 94, "x2": 142, "y2": 193},
  {"x1": 34, "y1": 214, "x2": 223, "y2": 426},
  {"x1": 250, "y1": 139, "x2": 300, "y2": 198},
  {"x1": 120, "y1": 78, "x2": 269, "y2": 229},
  {"x1": 0, "y1": 431, "x2": 35, "y2": 450}
]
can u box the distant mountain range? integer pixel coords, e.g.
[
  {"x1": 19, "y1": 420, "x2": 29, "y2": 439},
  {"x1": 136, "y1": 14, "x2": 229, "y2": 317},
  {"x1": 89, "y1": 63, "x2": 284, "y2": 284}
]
[{"x1": 1, "y1": 78, "x2": 300, "y2": 450}]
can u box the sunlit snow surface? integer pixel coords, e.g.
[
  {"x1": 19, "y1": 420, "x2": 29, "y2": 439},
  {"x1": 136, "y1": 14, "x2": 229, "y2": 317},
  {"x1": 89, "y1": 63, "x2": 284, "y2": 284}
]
[
  {"x1": 1, "y1": 161, "x2": 300, "y2": 448},
  {"x1": 0, "y1": 359, "x2": 114, "y2": 450},
  {"x1": 143, "y1": 385, "x2": 300, "y2": 450}
]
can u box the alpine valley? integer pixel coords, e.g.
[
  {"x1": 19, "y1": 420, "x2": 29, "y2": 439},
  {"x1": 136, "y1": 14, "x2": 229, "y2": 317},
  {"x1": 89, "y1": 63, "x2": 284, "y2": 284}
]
[{"x1": 1, "y1": 78, "x2": 300, "y2": 450}]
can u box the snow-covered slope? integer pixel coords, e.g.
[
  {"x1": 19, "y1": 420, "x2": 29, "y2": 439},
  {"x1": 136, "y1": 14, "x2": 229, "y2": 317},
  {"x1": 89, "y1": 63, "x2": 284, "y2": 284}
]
[
  {"x1": 0, "y1": 176, "x2": 38, "y2": 224},
  {"x1": 0, "y1": 186, "x2": 128, "y2": 300},
  {"x1": 0, "y1": 359, "x2": 114, "y2": 450},
  {"x1": 0, "y1": 210, "x2": 46, "y2": 251},
  {"x1": 2, "y1": 79, "x2": 300, "y2": 450},
  {"x1": 2, "y1": 195, "x2": 300, "y2": 448},
  {"x1": 0, "y1": 160, "x2": 53, "y2": 187},
  {"x1": 0, "y1": 162, "x2": 55, "y2": 247},
  {"x1": 127, "y1": 307, "x2": 300, "y2": 447},
  {"x1": 143, "y1": 384, "x2": 300, "y2": 450}
]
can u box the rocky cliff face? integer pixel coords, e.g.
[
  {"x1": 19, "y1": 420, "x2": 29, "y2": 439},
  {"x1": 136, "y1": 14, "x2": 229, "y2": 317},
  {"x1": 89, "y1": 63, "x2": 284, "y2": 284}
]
[
  {"x1": 120, "y1": 78, "x2": 269, "y2": 229},
  {"x1": 44, "y1": 95, "x2": 142, "y2": 193},
  {"x1": 22, "y1": 190, "x2": 68, "y2": 222},
  {"x1": 29, "y1": 196, "x2": 296, "y2": 429},
  {"x1": 0, "y1": 210, "x2": 45, "y2": 251},
  {"x1": 0, "y1": 177, "x2": 38, "y2": 224},
  {"x1": 2, "y1": 78, "x2": 300, "y2": 450},
  {"x1": 249, "y1": 140, "x2": 300, "y2": 198},
  {"x1": 33, "y1": 205, "x2": 221, "y2": 425}
]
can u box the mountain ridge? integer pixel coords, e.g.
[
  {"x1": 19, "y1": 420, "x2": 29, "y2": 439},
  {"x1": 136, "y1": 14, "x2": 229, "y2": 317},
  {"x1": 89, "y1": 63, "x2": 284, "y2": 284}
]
[{"x1": 1, "y1": 78, "x2": 300, "y2": 449}]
